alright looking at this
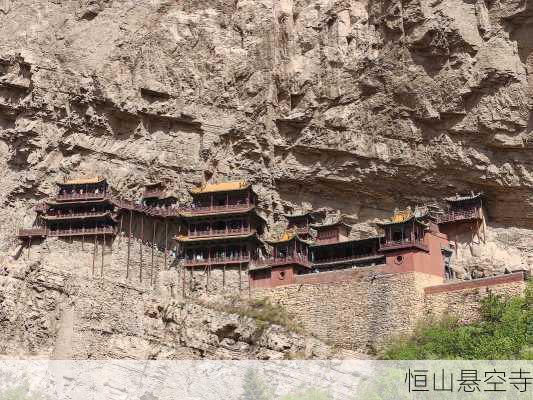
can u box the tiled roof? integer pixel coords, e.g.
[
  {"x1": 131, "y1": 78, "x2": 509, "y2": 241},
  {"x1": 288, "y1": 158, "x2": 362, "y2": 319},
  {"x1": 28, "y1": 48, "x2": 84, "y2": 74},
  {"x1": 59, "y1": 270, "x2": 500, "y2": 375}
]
[
  {"x1": 190, "y1": 181, "x2": 250, "y2": 194},
  {"x1": 59, "y1": 176, "x2": 106, "y2": 185}
]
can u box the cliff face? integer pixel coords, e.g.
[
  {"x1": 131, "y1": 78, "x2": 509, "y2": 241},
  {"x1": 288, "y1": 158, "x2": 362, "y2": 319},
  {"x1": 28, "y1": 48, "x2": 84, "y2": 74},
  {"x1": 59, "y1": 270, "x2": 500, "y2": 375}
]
[{"x1": 0, "y1": 1, "x2": 532, "y2": 357}]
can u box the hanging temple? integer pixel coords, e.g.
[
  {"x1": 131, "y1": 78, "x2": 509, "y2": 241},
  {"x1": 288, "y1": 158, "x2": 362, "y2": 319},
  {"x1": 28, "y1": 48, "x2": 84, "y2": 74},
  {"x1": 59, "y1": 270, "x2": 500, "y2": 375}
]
[{"x1": 16, "y1": 177, "x2": 490, "y2": 291}]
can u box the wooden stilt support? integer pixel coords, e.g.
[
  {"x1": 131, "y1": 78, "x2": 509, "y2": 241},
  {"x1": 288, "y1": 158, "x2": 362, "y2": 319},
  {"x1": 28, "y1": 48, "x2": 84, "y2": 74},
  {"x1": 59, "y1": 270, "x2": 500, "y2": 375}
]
[
  {"x1": 182, "y1": 266, "x2": 186, "y2": 297},
  {"x1": 239, "y1": 262, "x2": 242, "y2": 291},
  {"x1": 139, "y1": 215, "x2": 144, "y2": 283},
  {"x1": 189, "y1": 268, "x2": 193, "y2": 292},
  {"x1": 92, "y1": 235, "x2": 97, "y2": 276},
  {"x1": 101, "y1": 234, "x2": 105, "y2": 277},
  {"x1": 222, "y1": 265, "x2": 226, "y2": 288},
  {"x1": 206, "y1": 265, "x2": 209, "y2": 294},
  {"x1": 27, "y1": 237, "x2": 31, "y2": 260},
  {"x1": 119, "y1": 214, "x2": 124, "y2": 245},
  {"x1": 164, "y1": 220, "x2": 168, "y2": 270},
  {"x1": 127, "y1": 210, "x2": 132, "y2": 279},
  {"x1": 248, "y1": 263, "x2": 251, "y2": 298},
  {"x1": 151, "y1": 220, "x2": 156, "y2": 286},
  {"x1": 82, "y1": 235, "x2": 85, "y2": 251}
]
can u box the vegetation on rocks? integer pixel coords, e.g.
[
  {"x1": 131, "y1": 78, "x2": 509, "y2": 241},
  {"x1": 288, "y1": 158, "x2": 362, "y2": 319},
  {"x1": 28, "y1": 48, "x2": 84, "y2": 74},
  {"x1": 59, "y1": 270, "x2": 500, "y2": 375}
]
[{"x1": 381, "y1": 280, "x2": 533, "y2": 360}]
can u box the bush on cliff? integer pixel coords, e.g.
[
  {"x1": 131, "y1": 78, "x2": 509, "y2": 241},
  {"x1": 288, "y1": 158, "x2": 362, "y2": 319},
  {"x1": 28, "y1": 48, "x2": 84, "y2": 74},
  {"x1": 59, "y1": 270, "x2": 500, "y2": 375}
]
[{"x1": 381, "y1": 280, "x2": 533, "y2": 360}]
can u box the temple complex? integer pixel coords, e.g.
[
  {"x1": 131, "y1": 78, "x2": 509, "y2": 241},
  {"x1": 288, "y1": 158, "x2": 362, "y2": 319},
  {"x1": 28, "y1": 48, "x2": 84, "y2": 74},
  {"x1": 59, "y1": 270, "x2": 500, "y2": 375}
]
[
  {"x1": 176, "y1": 181, "x2": 266, "y2": 291},
  {"x1": 15, "y1": 176, "x2": 498, "y2": 294}
]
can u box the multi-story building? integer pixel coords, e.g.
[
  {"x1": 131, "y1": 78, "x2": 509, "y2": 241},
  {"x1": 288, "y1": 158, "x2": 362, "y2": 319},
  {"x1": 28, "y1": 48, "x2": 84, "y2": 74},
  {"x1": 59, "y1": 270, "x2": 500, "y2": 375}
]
[
  {"x1": 176, "y1": 181, "x2": 265, "y2": 279},
  {"x1": 18, "y1": 176, "x2": 117, "y2": 242}
]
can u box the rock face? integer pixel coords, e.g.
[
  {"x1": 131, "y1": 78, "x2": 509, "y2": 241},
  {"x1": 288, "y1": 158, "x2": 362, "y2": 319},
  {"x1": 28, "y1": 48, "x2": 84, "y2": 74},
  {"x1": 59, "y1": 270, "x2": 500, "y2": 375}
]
[
  {"x1": 0, "y1": 1, "x2": 532, "y2": 357},
  {"x1": 0, "y1": 259, "x2": 330, "y2": 359}
]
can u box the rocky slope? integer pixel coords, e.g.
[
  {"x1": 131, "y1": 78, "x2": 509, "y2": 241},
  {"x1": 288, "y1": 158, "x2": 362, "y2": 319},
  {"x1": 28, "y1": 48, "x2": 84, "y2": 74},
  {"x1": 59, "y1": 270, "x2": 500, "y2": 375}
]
[
  {"x1": 0, "y1": 0, "x2": 532, "y2": 357},
  {"x1": 0, "y1": 257, "x2": 331, "y2": 359}
]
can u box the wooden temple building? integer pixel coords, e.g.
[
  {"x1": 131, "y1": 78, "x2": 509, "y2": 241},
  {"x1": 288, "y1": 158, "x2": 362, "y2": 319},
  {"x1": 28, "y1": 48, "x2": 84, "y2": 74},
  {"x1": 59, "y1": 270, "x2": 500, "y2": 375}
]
[
  {"x1": 176, "y1": 181, "x2": 265, "y2": 288},
  {"x1": 437, "y1": 192, "x2": 486, "y2": 246},
  {"x1": 18, "y1": 177, "x2": 116, "y2": 241}
]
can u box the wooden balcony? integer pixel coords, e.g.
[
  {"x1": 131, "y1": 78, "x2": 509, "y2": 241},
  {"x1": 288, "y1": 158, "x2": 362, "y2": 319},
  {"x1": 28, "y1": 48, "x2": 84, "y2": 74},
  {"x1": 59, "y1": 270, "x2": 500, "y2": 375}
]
[
  {"x1": 42, "y1": 211, "x2": 111, "y2": 221},
  {"x1": 437, "y1": 208, "x2": 481, "y2": 224},
  {"x1": 252, "y1": 256, "x2": 310, "y2": 270},
  {"x1": 180, "y1": 203, "x2": 252, "y2": 216},
  {"x1": 48, "y1": 226, "x2": 116, "y2": 237},
  {"x1": 112, "y1": 198, "x2": 179, "y2": 217},
  {"x1": 18, "y1": 227, "x2": 48, "y2": 239},
  {"x1": 188, "y1": 227, "x2": 252, "y2": 238},
  {"x1": 312, "y1": 253, "x2": 383, "y2": 267},
  {"x1": 182, "y1": 255, "x2": 251, "y2": 267},
  {"x1": 143, "y1": 189, "x2": 165, "y2": 199},
  {"x1": 55, "y1": 192, "x2": 106, "y2": 202},
  {"x1": 379, "y1": 240, "x2": 429, "y2": 252}
]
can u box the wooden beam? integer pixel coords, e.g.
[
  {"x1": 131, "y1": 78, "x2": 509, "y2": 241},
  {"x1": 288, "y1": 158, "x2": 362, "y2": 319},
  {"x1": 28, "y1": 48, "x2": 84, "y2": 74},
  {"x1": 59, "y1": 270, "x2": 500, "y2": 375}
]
[
  {"x1": 92, "y1": 234, "x2": 97, "y2": 276},
  {"x1": 139, "y1": 214, "x2": 144, "y2": 283},
  {"x1": 151, "y1": 220, "x2": 156, "y2": 286},
  {"x1": 101, "y1": 234, "x2": 105, "y2": 277},
  {"x1": 127, "y1": 210, "x2": 132, "y2": 279},
  {"x1": 164, "y1": 220, "x2": 168, "y2": 270}
]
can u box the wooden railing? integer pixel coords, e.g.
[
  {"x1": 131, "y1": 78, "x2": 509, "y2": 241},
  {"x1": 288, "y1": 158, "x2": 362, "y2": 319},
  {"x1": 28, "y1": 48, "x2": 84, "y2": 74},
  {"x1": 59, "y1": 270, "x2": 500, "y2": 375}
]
[
  {"x1": 182, "y1": 254, "x2": 251, "y2": 266},
  {"x1": 111, "y1": 198, "x2": 179, "y2": 217},
  {"x1": 437, "y1": 208, "x2": 480, "y2": 224},
  {"x1": 180, "y1": 203, "x2": 251, "y2": 215},
  {"x1": 55, "y1": 192, "x2": 106, "y2": 201},
  {"x1": 143, "y1": 189, "x2": 165, "y2": 198},
  {"x1": 188, "y1": 227, "x2": 252, "y2": 238},
  {"x1": 48, "y1": 226, "x2": 116, "y2": 237},
  {"x1": 254, "y1": 255, "x2": 310, "y2": 268},
  {"x1": 18, "y1": 227, "x2": 48, "y2": 238},
  {"x1": 43, "y1": 211, "x2": 110, "y2": 220},
  {"x1": 379, "y1": 240, "x2": 429, "y2": 252},
  {"x1": 312, "y1": 252, "x2": 380, "y2": 265}
]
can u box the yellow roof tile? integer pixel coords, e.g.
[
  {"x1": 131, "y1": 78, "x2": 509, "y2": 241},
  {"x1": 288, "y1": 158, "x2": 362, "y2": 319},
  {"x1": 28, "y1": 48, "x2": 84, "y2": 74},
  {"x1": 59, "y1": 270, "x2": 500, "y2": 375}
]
[
  {"x1": 190, "y1": 180, "x2": 250, "y2": 194},
  {"x1": 60, "y1": 176, "x2": 105, "y2": 185},
  {"x1": 391, "y1": 208, "x2": 413, "y2": 223}
]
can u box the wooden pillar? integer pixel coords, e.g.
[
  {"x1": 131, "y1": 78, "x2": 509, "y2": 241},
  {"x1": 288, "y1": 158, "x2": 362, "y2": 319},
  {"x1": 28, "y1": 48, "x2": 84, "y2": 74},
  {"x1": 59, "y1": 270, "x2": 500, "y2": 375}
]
[
  {"x1": 27, "y1": 237, "x2": 31, "y2": 260},
  {"x1": 119, "y1": 214, "x2": 123, "y2": 245},
  {"x1": 239, "y1": 262, "x2": 242, "y2": 291},
  {"x1": 82, "y1": 234, "x2": 85, "y2": 251},
  {"x1": 206, "y1": 265, "x2": 209, "y2": 293},
  {"x1": 164, "y1": 220, "x2": 168, "y2": 270},
  {"x1": 139, "y1": 215, "x2": 144, "y2": 283},
  {"x1": 182, "y1": 266, "x2": 186, "y2": 297},
  {"x1": 189, "y1": 267, "x2": 193, "y2": 292},
  {"x1": 222, "y1": 264, "x2": 226, "y2": 287},
  {"x1": 151, "y1": 220, "x2": 156, "y2": 286},
  {"x1": 101, "y1": 234, "x2": 105, "y2": 277},
  {"x1": 127, "y1": 210, "x2": 132, "y2": 279},
  {"x1": 92, "y1": 234, "x2": 97, "y2": 276}
]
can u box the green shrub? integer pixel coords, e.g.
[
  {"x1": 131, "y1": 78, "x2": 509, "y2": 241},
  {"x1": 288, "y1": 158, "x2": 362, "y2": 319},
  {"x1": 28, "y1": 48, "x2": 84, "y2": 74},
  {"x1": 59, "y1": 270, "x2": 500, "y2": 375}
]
[{"x1": 381, "y1": 280, "x2": 533, "y2": 360}]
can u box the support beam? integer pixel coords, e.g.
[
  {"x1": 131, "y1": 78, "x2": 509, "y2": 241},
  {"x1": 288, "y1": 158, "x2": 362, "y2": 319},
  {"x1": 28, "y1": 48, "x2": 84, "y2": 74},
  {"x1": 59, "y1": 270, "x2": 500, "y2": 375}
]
[
  {"x1": 101, "y1": 234, "x2": 105, "y2": 277},
  {"x1": 92, "y1": 235, "x2": 97, "y2": 276},
  {"x1": 164, "y1": 220, "x2": 168, "y2": 270},
  {"x1": 127, "y1": 210, "x2": 132, "y2": 279},
  {"x1": 140, "y1": 214, "x2": 144, "y2": 283},
  {"x1": 151, "y1": 220, "x2": 156, "y2": 286}
]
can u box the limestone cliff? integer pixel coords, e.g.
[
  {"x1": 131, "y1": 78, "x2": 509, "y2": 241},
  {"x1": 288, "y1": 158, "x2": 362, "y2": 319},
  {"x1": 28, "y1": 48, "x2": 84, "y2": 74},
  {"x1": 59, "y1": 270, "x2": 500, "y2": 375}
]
[{"x1": 0, "y1": 0, "x2": 532, "y2": 358}]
